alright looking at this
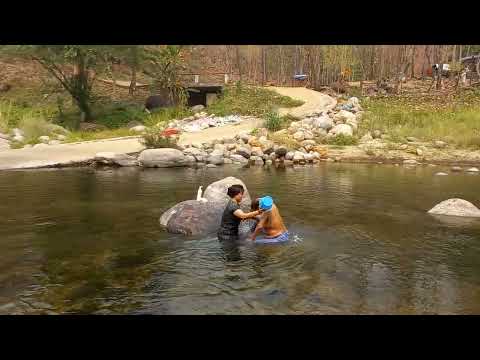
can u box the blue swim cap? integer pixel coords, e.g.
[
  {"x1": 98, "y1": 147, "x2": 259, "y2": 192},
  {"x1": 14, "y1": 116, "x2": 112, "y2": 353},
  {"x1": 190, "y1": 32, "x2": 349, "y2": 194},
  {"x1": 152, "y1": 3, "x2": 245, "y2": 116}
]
[{"x1": 259, "y1": 196, "x2": 273, "y2": 211}]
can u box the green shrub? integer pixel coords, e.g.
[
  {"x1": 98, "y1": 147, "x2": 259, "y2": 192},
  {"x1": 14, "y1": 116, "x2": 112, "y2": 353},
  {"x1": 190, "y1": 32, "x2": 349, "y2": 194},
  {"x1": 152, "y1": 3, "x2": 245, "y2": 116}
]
[
  {"x1": 18, "y1": 116, "x2": 53, "y2": 143},
  {"x1": 325, "y1": 134, "x2": 358, "y2": 146},
  {"x1": 264, "y1": 111, "x2": 284, "y2": 131},
  {"x1": 143, "y1": 107, "x2": 193, "y2": 127},
  {"x1": 141, "y1": 129, "x2": 179, "y2": 149},
  {"x1": 207, "y1": 85, "x2": 304, "y2": 118},
  {"x1": 92, "y1": 103, "x2": 147, "y2": 129}
]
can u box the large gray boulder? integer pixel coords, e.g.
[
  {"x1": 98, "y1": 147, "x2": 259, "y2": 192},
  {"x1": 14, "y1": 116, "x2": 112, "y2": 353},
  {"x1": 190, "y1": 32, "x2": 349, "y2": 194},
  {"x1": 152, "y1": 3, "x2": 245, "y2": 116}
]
[
  {"x1": 428, "y1": 198, "x2": 480, "y2": 218},
  {"x1": 138, "y1": 148, "x2": 189, "y2": 168},
  {"x1": 206, "y1": 149, "x2": 224, "y2": 165},
  {"x1": 203, "y1": 176, "x2": 251, "y2": 209},
  {"x1": 160, "y1": 177, "x2": 252, "y2": 236}
]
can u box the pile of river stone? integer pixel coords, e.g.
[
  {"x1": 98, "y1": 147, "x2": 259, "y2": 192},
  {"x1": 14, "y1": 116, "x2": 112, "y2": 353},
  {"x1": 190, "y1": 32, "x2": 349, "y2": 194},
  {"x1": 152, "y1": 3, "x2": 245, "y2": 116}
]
[
  {"x1": 285, "y1": 96, "x2": 363, "y2": 142},
  {"x1": 91, "y1": 96, "x2": 365, "y2": 168},
  {"x1": 0, "y1": 125, "x2": 71, "y2": 150},
  {"x1": 167, "y1": 112, "x2": 247, "y2": 133}
]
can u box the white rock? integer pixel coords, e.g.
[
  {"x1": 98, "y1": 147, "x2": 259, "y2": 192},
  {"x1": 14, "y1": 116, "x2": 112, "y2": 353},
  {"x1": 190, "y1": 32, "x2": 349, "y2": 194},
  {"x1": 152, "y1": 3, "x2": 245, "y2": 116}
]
[
  {"x1": 223, "y1": 158, "x2": 233, "y2": 164},
  {"x1": 230, "y1": 154, "x2": 248, "y2": 164},
  {"x1": 12, "y1": 135, "x2": 25, "y2": 143},
  {"x1": 56, "y1": 134, "x2": 67, "y2": 141},
  {"x1": 428, "y1": 198, "x2": 480, "y2": 218},
  {"x1": 334, "y1": 110, "x2": 356, "y2": 124},
  {"x1": 416, "y1": 148, "x2": 423, "y2": 156},
  {"x1": 346, "y1": 119, "x2": 358, "y2": 132},
  {"x1": 0, "y1": 138, "x2": 10, "y2": 150},
  {"x1": 451, "y1": 166, "x2": 462, "y2": 172},
  {"x1": 191, "y1": 105, "x2": 205, "y2": 112},
  {"x1": 130, "y1": 125, "x2": 147, "y2": 133},
  {"x1": 360, "y1": 133, "x2": 373, "y2": 142},
  {"x1": 403, "y1": 159, "x2": 418, "y2": 165},
  {"x1": 304, "y1": 153, "x2": 314, "y2": 162},
  {"x1": 434, "y1": 140, "x2": 447, "y2": 149},
  {"x1": 48, "y1": 140, "x2": 61, "y2": 145},
  {"x1": 466, "y1": 167, "x2": 479, "y2": 173},
  {"x1": 285, "y1": 151, "x2": 295, "y2": 160},
  {"x1": 251, "y1": 147, "x2": 264, "y2": 157},
  {"x1": 303, "y1": 130, "x2": 314, "y2": 140},
  {"x1": 293, "y1": 151, "x2": 305, "y2": 162},
  {"x1": 313, "y1": 115, "x2": 334, "y2": 131},
  {"x1": 12, "y1": 128, "x2": 24, "y2": 137},
  {"x1": 293, "y1": 131, "x2": 305, "y2": 141},
  {"x1": 435, "y1": 172, "x2": 448, "y2": 176},
  {"x1": 330, "y1": 124, "x2": 353, "y2": 137}
]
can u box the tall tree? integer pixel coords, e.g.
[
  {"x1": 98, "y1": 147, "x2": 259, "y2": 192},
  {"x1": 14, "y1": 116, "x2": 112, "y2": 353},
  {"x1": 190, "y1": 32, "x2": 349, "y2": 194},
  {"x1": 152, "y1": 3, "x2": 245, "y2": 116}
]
[{"x1": 3, "y1": 45, "x2": 112, "y2": 122}]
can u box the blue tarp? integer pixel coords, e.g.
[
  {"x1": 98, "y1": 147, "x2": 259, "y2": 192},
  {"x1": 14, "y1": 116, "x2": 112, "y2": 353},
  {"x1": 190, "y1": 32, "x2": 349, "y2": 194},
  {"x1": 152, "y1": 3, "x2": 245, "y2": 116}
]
[{"x1": 293, "y1": 74, "x2": 308, "y2": 80}]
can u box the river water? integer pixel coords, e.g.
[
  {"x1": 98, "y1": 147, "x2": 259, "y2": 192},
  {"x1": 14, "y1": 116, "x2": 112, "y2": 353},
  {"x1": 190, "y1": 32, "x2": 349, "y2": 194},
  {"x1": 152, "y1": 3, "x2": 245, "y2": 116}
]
[{"x1": 1, "y1": 164, "x2": 479, "y2": 314}]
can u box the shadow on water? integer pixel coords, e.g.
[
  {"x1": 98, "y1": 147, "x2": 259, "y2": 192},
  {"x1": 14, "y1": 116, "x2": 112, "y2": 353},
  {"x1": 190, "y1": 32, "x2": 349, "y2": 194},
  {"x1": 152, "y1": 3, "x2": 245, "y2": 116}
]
[{"x1": 1, "y1": 164, "x2": 480, "y2": 314}]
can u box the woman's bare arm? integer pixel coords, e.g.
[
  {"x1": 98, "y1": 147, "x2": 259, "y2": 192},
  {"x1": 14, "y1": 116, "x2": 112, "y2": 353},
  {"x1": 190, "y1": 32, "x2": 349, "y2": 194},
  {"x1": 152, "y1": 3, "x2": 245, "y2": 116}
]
[
  {"x1": 251, "y1": 213, "x2": 268, "y2": 241},
  {"x1": 233, "y1": 209, "x2": 261, "y2": 220}
]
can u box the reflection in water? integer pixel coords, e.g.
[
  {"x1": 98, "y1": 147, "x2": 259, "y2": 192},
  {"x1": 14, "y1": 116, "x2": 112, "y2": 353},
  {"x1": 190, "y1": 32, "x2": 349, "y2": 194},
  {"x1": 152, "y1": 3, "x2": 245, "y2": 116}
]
[{"x1": 1, "y1": 164, "x2": 480, "y2": 314}]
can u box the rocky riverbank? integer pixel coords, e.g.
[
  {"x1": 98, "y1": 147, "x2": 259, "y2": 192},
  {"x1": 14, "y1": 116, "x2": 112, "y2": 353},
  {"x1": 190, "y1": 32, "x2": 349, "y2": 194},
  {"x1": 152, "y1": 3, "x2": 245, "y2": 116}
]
[{"x1": 2, "y1": 94, "x2": 480, "y2": 171}]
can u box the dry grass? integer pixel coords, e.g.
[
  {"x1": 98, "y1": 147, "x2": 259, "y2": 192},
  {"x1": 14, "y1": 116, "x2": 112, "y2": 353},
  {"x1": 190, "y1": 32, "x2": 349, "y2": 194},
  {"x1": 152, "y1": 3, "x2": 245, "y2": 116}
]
[{"x1": 360, "y1": 88, "x2": 480, "y2": 149}]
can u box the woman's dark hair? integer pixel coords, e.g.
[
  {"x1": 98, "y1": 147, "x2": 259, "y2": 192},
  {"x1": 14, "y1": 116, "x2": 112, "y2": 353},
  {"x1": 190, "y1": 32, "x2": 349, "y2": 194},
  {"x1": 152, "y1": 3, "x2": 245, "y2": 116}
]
[
  {"x1": 227, "y1": 184, "x2": 244, "y2": 198},
  {"x1": 251, "y1": 198, "x2": 259, "y2": 211}
]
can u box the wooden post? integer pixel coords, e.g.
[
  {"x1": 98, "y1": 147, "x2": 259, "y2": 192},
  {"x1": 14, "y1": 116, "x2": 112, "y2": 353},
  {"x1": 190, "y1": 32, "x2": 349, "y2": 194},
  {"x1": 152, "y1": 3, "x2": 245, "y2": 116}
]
[
  {"x1": 194, "y1": 75, "x2": 199, "y2": 84},
  {"x1": 224, "y1": 73, "x2": 229, "y2": 84}
]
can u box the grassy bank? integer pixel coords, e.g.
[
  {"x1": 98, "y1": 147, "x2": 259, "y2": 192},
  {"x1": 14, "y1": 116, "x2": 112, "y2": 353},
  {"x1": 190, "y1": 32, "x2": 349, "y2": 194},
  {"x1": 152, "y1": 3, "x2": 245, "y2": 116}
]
[
  {"x1": 360, "y1": 88, "x2": 480, "y2": 149},
  {"x1": 208, "y1": 84, "x2": 304, "y2": 118}
]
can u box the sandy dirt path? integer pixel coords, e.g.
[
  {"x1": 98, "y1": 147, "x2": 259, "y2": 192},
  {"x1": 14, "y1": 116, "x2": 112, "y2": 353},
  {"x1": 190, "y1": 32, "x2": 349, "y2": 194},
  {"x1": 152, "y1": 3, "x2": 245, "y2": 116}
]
[{"x1": 0, "y1": 136, "x2": 145, "y2": 170}]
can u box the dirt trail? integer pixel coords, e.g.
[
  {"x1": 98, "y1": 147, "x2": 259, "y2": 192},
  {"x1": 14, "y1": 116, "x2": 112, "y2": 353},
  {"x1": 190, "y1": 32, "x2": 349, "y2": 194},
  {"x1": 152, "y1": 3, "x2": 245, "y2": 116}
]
[
  {"x1": 177, "y1": 117, "x2": 265, "y2": 146},
  {"x1": 0, "y1": 137, "x2": 145, "y2": 170},
  {"x1": 269, "y1": 87, "x2": 337, "y2": 118},
  {"x1": 178, "y1": 87, "x2": 336, "y2": 145}
]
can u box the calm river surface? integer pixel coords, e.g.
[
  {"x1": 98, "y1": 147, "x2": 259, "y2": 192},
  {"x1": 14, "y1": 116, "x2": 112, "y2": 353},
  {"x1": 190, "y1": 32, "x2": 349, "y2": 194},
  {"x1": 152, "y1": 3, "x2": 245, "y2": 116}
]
[{"x1": 1, "y1": 164, "x2": 479, "y2": 314}]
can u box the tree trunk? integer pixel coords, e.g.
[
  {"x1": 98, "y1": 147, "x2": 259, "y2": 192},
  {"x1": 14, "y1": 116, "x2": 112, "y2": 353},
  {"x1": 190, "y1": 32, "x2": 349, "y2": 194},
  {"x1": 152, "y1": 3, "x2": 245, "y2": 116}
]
[
  {"x1": 262, "y1": 46, "x2": 267, "y2": 85},
  {"x1": 236, "y1": 45, "x2": 242, "y2": 82},
  {"x1": 129, "y1": 65, "x2": 137, "y2": 95},
  {"x1": 410, "y1": 45, "x2": 416, "y2": 78},
  {"x1": 73, "y1": 53, "x2": 93, "y2": 122}
]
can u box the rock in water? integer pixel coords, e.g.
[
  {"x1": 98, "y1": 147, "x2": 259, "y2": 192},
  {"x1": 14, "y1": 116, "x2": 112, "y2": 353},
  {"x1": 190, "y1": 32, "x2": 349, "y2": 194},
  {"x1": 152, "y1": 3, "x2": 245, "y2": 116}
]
[
  {"x1": 203, "y1": 176, "x2": 251, "y2": 210},
  {"x1": 160, "y1": 200, "x2": 225, "y2": 235},
  {"x1": 160, "y1": 177, "x2": 252, "y2": 236},
  {"x1": 138, "y1": 148, "x2": 188, "y2": 168},
  {"x1": 428, "y1": 198, "x2": 480, "y2": 218}
]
